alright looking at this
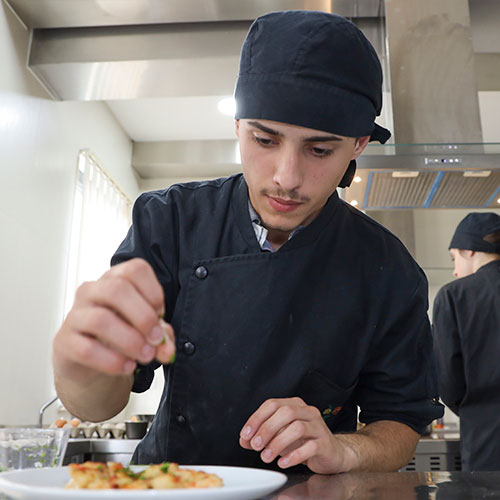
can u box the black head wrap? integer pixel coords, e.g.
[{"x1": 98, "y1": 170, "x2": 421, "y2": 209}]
[
  {"x1": 449, "y1": 212, "x2": 500, "y2": 254},
  {"x1": 234, "y1": 10, "x2": 391, "y2": 187}
]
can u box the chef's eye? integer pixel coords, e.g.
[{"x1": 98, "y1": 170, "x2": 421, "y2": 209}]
[
  {"x1": 253, "y1": 134, "x2": 277, "y2": 147},
  {"x1": 310, "y1": 146, "x2": 333, "y2": 158}
]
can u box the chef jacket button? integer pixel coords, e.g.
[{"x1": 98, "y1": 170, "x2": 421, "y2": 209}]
[
  {"x1": 183, "y1": 341, "x2": 195, "y2": 355},
  {"x1": 195, "y1": 266, "x2": 208, "y2": 279},
  {"x1": 176, "y1": 414, "x2": 186, "y2": 426}
]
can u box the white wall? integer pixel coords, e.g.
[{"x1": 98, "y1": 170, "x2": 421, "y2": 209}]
[{"x1": 0, "y1": 3, "x2": 140, "y2": 426}]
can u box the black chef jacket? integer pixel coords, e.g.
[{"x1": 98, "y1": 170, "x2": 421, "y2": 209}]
[
  {"x1": 432, "y1": 259, "x2": 500, "y2": 471},
  {"x1": 112, "y1": 174, "x2": 443, "y2": 467}
]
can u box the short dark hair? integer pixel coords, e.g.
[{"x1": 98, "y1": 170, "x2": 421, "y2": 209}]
[{"x1": 483, "y1": 231, "x2": 500, "y2": 246}]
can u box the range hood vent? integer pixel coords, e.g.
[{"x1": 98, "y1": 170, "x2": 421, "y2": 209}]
[{"x1": 363, "y1": 170, "x2": 500, "y2": 209}]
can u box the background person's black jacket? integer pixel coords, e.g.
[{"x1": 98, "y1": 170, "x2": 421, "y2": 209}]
[{"x1": 433, "y1": 259, "x2": 500, "y2": 471}]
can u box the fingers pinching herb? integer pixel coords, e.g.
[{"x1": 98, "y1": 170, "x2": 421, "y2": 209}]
[{"x1": 155, "y1": 319, "x2": 176, "y2": 364}]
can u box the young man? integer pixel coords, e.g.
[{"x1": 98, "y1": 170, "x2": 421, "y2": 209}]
[
  {"x1": 53, "y1": 11, "x2": 443, "y2": 473},
  {"x1": 432, "y1": 212, "x2": 500, "y2": 471}
]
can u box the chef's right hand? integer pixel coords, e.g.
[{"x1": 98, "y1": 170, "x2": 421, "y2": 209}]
[{"x1": 53, "y1": 258, "x2": 176, "y2": 383}]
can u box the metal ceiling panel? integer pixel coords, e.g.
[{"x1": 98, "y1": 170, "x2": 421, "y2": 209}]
[
  {"x1": 5, "y1": 0, "x2": 383, "y2": 29},
  {"x1": 28, "y1": 22, "x2": 249, "y2": 99}
]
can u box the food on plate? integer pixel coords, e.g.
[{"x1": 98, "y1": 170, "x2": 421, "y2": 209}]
[{"x1": 66, "y1": 461, "x2": 224, "y2": 490}]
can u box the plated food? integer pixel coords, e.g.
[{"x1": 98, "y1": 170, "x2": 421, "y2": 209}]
[{"x1": 66, "y1": 461, "x2": 223, "y2": 490}]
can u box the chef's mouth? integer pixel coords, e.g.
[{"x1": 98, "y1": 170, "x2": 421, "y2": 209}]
[{"x1": 267, "y1": 195, "x2": 303, "y2": 213}]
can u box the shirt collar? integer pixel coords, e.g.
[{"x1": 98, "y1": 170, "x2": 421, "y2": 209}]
[{"x1": 248, "y1": 199, "x2": 304, "y2": 252}]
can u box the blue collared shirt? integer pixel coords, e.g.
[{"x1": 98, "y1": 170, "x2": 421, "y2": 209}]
[{"x1": 248, "y1": 200, "x2": 304, "y2": 252}]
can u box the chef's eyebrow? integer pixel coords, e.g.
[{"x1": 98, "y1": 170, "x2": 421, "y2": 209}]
[
  {"x1": 247, "y1": 120, "x2": 344, "y2": 142},
  {"x1": 248, "y1": 121, "x2": 283, "y2": 136}
]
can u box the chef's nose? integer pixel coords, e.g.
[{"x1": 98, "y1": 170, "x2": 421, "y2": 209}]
[{"x1": 273, "y1": 146, "x2": 303, "y2": 192}]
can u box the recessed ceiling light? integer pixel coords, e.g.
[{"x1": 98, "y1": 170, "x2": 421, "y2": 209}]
[
  {"x1": 353, "y1": 176, "x2": 362, "y2": 183},
  {"x1": 497, "y1": 198, "x2": 500, "y2": 204},
  {"x1": 463, "y1": 170, "x2": 491, "y2": 177},
  {"x1": 217, "y1": 97, "x2": 236, "y2": 116},
  {"x1": 350, "y1": 200, "x2": 359, "y2": 206},
  {"x1": 392, "y1": 171, "x2": 419, "y2": 178}
]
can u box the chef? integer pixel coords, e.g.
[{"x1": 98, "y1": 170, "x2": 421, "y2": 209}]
[
  {"x1": 432, "y1": 212, "x2": 500, "y2": 471},
  {"x1": 53, "y1": 10, "x2": 443, "y2": 473}
]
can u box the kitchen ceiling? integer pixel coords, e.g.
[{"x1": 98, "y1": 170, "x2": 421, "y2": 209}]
[{"x1": 4, "y1": 0, "x2": 500, "y2": 210}]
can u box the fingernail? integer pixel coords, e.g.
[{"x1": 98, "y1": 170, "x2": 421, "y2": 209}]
[
  {"x1": 279, "y1": 457, "x2": 290, "y2": 467},
  {"x1": 149, "y1": 325, "x2": 163, "y2": 345},
  {"x1": 142, "y1": 344, "x2": 155, "y2": 360},
  {"x1": 241, "y1": 426, "x2": 252, "y2": 438},
  {"x1": 252, "y1": 435, "x2": 262, "y2": 449},
  {"x1": 124, "y1": 361, "x2": 136, "y2": 374},
  {"x1": 262, "y1": 449, "x2": 272, "y2": 461}
]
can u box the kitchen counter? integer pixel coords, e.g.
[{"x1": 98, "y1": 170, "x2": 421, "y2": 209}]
[
  {"x1": 63, "y1": 437, "x2": 462, "y2": 471},
  {"x1": 4, "y1": 439, "x2": 490, "y2": 500},
  {"x1": 262, "y1": 471, "x2": 500, "y2": 499}
]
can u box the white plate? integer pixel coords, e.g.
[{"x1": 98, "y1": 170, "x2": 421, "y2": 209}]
[{"x1": 0, "y1": 465, "x2": 287, "y2": 500}]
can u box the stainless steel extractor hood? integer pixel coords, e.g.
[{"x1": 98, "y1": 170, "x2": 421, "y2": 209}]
[{"x1": 4, "y1": 0, "x2": 500, "y2": 211}]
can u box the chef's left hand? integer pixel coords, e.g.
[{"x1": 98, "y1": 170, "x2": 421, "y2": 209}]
[{"x1": 239, "y1": 397, "x2": 355, "y2": 474}]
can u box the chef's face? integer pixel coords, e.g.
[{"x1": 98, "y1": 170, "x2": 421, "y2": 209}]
[
  {"x1": 450, "y1": 248, "x2": 474, "y2": 278},
  {"x1": 235, "y1": 119, "x2": 369, "y2": 243}
]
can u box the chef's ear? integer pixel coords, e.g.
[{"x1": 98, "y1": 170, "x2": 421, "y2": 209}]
[
  {"x1": 458, "y1": 249, "x2": 475, "y2": 259},
  {"x1": 234, "y1": 119, "x2": 240, "y2": 138},
  {"x1": 352, "y1": 136, "x2": 370, "y2": 159}
]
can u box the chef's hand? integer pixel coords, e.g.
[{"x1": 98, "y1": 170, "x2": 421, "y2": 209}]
[
  {"x1": 239, "y1": 397, "x2": 357, "y2": 474},
  {"x1": 53, "y1": 258, "x2": 176, "y2": 384}
]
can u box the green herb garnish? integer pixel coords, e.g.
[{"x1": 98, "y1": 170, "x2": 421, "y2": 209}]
[
  {"x1": 123, "y1": 466, "x2": 138, "y2": 478},
  {"x1": 160, "y1": 462, "x2": 170, "y2": 473},
  {"x1": 169, "y1": 353, "x2": 176, "y2": 364}
]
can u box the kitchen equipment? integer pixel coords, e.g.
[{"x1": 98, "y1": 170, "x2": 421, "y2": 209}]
[
  {"x1": 38, "y1": 396, "x2": 58, "y2": 428},
  {"x1": 125, "y1": 421, "x2": 148, "y2": 439},
  {"x1": 0, "y1": 427, "x2": 69, "y2": 472}
]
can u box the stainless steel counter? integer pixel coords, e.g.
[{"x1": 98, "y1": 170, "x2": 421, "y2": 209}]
[
  {"x1": 262, "y1": 471, "x2": 500, "y2": 499},
  {"x1": 63, "y1": 438, "x2": 140, "y2": 465},
  {"x1": 63, "y1": 438, "x2": 462, "y2": 471}
]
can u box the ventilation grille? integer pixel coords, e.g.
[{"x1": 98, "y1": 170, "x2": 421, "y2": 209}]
[
  {"x1": 429, "y1": 171, "x2": 500, "y2": 207},
  {"x1": 400, "y1": 453, "x2": 462, "y2": 472},
  {"x1": 365, "y1": 171, "x2": 438, "y2": 208},
  {"x1": 364, "y1": 170, "x2": 500, "y2": 209}
]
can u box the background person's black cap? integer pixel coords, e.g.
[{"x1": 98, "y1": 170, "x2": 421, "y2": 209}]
[
  {"x1": 449, "y1": 212, "x2": 500, "y2": 254},
  {"x1": 234, "y1": 10, "x2": 391, "y2": 187}
]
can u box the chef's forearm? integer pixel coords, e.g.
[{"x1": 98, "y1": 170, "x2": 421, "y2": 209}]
[
  {"x1": 334, "y1": 420, "x2": 420, "y2": 472},
  {"x1": 54, "y1": 373, "x2": 134, "y2": 423}
]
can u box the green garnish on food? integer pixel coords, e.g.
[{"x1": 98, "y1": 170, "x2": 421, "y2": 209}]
[
  {"x1": 160, "y1": 462, "x2": 170, "y2": 473},
  {"x1": 169, "y1": 353, "x2": 176, "y2": 364},
  {"x1": 96, "y1": 465, "x2": 104, "y2": 471},
  {"x1": 123, "y1": 466, "x2": 138, "y2": 478},
  {"x1": 160, "y1": 336, "x2": 166, "y2": 345}
]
